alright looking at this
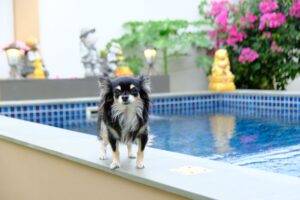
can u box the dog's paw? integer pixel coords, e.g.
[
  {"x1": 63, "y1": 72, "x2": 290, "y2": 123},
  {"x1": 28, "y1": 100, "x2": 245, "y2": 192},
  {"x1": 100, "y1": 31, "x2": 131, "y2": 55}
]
[
  {"x1": 99, "y1": 154, "x2": 107, "y2": 160},
  {"x1": 110, "y1": 161, "x2": 120, "y2": 169},
  {"x1": 136, "y1": 162, "x2": 145, "y2": 169},
  {"x1": 128, "y1": 153, "x2": 136, "y2": 159}
]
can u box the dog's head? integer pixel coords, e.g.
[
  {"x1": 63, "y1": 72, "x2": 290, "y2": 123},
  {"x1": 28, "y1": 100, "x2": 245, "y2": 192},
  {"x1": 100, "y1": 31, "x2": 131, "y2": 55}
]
[{"x1": 98, "y1": 76, "x2": 151, "y2": 106}]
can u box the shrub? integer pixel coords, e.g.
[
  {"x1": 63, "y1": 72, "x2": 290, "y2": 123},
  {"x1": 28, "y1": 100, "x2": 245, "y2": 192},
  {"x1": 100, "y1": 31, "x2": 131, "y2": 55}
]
[{"x1": 200, "y1": 0, "x2": 300, "y2": 89}]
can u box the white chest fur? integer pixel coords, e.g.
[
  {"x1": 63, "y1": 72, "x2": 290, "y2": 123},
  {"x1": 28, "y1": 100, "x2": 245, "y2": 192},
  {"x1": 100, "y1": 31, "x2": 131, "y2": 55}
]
[{"x1": 111, "y1": 100, "x2": 143, "y2": 134}]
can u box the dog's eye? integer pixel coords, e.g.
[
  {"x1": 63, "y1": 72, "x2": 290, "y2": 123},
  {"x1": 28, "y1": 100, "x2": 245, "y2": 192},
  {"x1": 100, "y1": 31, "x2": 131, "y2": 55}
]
[
  {"x1": 131, "y1": 88, "x2": 138, "y2": 95},
  {"x1": 114, "y1": 89, "x2": 121, "y2": 96}
]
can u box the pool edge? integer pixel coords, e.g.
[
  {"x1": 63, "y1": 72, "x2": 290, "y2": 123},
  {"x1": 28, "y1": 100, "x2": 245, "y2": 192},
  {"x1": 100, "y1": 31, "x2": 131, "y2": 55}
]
[{"x1": 1, "y1": 115, "x2": 300, "y2": 200}]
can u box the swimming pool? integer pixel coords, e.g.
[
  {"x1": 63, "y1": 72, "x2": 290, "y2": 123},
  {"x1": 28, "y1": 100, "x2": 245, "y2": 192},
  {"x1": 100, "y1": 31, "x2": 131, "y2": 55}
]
[
  {"x1": 1, "y1": 91, "x2": 300, "y2": 177},
  {"x1": 64, "y1": 110, "x2": 300, "y2": 177}
]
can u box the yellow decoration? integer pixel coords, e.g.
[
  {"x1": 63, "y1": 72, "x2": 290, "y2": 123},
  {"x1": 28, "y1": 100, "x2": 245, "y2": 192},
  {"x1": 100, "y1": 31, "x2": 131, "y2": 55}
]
[
  {"x1": 27, "y1": 59, "x2": 46, "y2": 79},
  {"x1": 115, "y1": 66, "x2": 133, "y2": 76},
  {"x1": 208, "y1": 49, "x2": 236, "y2": 92},
  {"x1": 25, "y1": 37, "x2": 39, "y2": 49}
]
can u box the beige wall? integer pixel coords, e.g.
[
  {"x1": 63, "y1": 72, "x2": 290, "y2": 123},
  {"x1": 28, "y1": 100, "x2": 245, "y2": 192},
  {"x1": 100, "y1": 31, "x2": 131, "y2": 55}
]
[
  {"x1": 13, "y1": 0, "x2": 39, "y2": 41},
  {"x1": 0, "y1": 139, "x2": 186, "y2": 200},
  {"x1": 0, "y1": 0, "x2": 14, "y2": 79}
]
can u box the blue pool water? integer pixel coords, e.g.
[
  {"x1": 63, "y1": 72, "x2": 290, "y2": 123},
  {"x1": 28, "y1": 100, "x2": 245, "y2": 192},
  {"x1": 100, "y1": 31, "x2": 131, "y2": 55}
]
[{"x1": 63, "y1": 113, "x2": 300, "y2": 177}]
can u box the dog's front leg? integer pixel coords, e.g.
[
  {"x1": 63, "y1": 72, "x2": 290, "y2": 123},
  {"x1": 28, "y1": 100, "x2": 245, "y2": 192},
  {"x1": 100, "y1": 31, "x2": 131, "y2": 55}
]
[
  {"x1": 136, "y1": 133, "x2": 148, "y2": 169},
  {"x1": 108, "y1": 134, "x2": 120, "y2": 169},
  {"x1": 99, "y1": 139, "x2": 108, "y2": 160}
]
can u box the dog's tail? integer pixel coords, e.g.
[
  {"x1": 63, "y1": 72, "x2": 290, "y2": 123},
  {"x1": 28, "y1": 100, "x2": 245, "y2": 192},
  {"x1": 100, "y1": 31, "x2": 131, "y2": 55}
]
[
  {"x1": 147, "y1": 133, "x2": 155, "y2": 146},
  {"x1": 96, "y1": 107, "x2": 102, "y2": 140}
]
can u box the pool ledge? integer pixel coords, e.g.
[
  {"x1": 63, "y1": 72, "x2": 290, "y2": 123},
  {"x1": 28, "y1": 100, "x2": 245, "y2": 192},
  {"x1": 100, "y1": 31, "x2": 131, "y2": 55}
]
[
  {"x1": 1, "y1": 89, "x2": 300, "y2": 106},
  {"x1": 1, "y1": 115, "x2": 300, "y2": 200}
]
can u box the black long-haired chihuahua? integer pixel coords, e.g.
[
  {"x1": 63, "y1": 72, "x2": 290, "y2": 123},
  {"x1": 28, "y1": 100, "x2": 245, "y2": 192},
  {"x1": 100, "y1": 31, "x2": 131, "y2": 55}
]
[{"x1": 97, "y1": 75, "x2": 151, "y2": 169}]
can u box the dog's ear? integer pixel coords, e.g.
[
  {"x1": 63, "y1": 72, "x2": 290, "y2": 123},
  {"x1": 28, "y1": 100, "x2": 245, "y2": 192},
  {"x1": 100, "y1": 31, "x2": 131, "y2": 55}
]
[
  {"x1": 139, "y1": 75, "x2": 151, "y2": 93},
  {"x1": 98, "y1": 76, "x2": 113, "y2": 109},
  {"x1": 98, "y1": 76, "x2": 111, "y2": 96}
]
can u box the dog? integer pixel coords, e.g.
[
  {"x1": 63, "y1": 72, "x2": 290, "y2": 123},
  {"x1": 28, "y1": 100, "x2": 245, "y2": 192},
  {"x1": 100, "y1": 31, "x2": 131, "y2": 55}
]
[{"x1": 97, "y1": 75, "x2": 151, "y2": 169}]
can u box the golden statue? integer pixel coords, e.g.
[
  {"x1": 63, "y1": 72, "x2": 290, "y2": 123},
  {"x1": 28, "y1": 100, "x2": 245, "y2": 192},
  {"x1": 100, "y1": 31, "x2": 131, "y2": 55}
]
[
  {"x1": 24, "y1": 37, "x2": 48, "y2": 79},
  {"x1": 208, "y1": 49, "x2": 236, "y2": 92},
  {"x1": 26, "y1": 59, "x2": 46, "y2": 79}
]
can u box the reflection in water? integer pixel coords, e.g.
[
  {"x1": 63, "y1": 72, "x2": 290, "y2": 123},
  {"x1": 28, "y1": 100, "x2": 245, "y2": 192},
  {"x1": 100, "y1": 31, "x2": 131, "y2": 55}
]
[{"x1": 210, "y1": 115, "x2": 236, "y2": 154}]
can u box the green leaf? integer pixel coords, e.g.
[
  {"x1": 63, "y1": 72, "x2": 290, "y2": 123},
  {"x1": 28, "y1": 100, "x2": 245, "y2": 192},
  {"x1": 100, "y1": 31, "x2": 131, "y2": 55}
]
[
  {"x1": 125, "y1": 56, "x2": 144, "y2": 75},
  {"x1": 196, "y1": 55, "x2": 213, "y2": 75}
]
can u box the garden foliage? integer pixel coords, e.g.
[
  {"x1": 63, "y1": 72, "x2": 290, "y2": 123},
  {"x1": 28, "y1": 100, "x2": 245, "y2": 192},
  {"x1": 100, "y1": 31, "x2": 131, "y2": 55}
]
[
  {"x1": 110, "y1": 20, "x2": 212, "y2": 75},
  {"x1": 200, "y1": 0, "x2": 300, "y2": 89}
]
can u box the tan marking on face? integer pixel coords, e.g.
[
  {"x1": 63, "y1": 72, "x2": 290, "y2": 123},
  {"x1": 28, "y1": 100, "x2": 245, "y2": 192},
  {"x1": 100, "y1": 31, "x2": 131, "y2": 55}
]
[
  {"x1": 130, "y1": 84, "x2": 136, "y2": 89},
  {"x1": 116, "y1": 85, "x2": 121, "y2": 90}
]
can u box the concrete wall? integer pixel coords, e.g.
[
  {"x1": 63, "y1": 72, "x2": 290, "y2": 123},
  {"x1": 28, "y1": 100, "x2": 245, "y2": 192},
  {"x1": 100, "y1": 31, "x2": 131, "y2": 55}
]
[
  {"x1": 0, "y1": 0, "x2": 14, "y2": 79},
  {"x1": 0, "y1": 139, "x2": 185, "y2": 200},
  {"x1": 168, "y1": 49, "x2": 208, "y2": 92},
  {"x1": 287, "y1": 77, "x2": 300, "y2": 91},
  {"x1": 0, "y1": 76, "x2": 169, "y2": 101}
]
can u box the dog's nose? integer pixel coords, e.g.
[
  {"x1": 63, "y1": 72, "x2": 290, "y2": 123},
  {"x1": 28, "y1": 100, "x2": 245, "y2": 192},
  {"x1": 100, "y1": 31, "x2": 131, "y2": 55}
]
[{"x1": 122, "y1": 96, "x2": 129, "y2": 102}]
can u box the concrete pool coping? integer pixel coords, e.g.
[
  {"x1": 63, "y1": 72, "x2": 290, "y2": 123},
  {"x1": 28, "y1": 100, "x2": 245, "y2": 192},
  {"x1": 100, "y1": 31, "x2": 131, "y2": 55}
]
[
  {"x1": 1, "y1": 115, "x2": 300, "y2": 200},
  {"x1": 1, "y1": 89, "x2": 300, "y2": 106}
]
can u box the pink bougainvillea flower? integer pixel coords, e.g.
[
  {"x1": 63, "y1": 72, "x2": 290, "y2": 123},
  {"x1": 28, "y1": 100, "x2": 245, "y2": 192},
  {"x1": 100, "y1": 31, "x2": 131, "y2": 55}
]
[
  {"x1": 263, "y1": 31, "x2": 272, "y2": 39},
  {"x1": 226, "y1": 25, "x2": 246, "y2": 46},
  {"x1": 277, "y1": 46, "x2": 283, "y2": 53},
  {"x1": 290, "y1": 0, "x2": 300, "y2": 18},
  {"x1": 208, "y1": 26, "x2": 227, "y2": 41},
  {"x1": 215, "y1": 8, "x2": 229, "y2": 26},
  {"x1": 240, "y1": 17, "x2": 246, "y2": 24},
  {"x1": 239, "y1": 48, "x2": 259, "y2": 64},
  {"x1": 216, "y1": 38, "x2": 224, "y2": 47},
  {"x1": 240, "y1": 12, "x2": 258, "y2": 29},
  {"x1": 267, "y1": 13, "x2": 286, "y2": 28},
  {"x1": 259, "y1": 12, "x2": 286, "y2": 30},
  {"x1": 210, "y1": 0, "x2": 230, "y2": 16},
  {"x1": 259, "y1": 0, "x2": 278, "y2": 14},
  {"x1": 271, "y1": 40, "x2": 283, "y2": 53},
  {"x1": 271, "y1": 40, "x2": 277, "y2": 51},
  {"x1": 246, "y1": 12, "x2": 258, "y2": 23},
  {"x1": 208, "y1": 30, "x2": 217, "y2": 40},
  {"x1": 233, "y1": 7, "x2": 238, "y2": 15}
]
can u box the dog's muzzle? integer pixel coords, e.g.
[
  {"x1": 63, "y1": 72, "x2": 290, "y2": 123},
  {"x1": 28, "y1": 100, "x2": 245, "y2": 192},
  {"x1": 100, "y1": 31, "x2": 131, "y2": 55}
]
[{"x1": 121, "y1": 95, "x2": 130, "y2": 105}]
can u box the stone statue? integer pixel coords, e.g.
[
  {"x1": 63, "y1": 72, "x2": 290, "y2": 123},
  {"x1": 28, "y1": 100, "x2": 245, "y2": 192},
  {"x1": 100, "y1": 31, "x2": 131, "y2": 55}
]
[
  {"x1": 80, "y1": 27, "x2": 101, "y2": 77},
  {"x1": 106, "y1": 42, "x2": 123, "y2": 76},
  {"x1": 208, "y1": 49, "x2": 236, "y2": 92},
  {"x1": 107, "y1": 42, "x2": 134, "y2": 76}
]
